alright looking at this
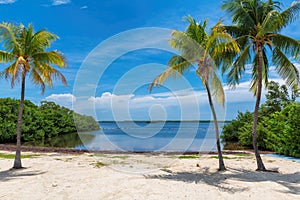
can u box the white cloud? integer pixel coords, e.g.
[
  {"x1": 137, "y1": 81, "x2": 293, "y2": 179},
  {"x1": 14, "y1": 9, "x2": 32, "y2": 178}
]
[
  {"x1": 45, "y1": 93, "x2": 76, "y2": 109},
  {"x1": 80, "y1": 5, "x2": 88, "y2": 9},
  {"x1": 84, "y1": 89, "x2": 219, "y2": 121},
  {"x1": 0, "y1": 0, "x2": 16, "y2": 4},
  {"x1": 52, "y1": 0, "x2": 70, "y2": 6},
  {"x1": 224, "y1": 81, "x2": 256, "y2": 103}
]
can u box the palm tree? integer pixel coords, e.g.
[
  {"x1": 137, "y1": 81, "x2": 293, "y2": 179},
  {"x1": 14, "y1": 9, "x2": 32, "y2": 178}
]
[
  {"x1": 149, "y1": 16, "x2": 240, "y2": 171},
  {"x1": 222, "y1": 0, "x2": 300, "y2": 171},
  {"x1": 0, "y1": 22, "x2": 67, "y2": 169}
]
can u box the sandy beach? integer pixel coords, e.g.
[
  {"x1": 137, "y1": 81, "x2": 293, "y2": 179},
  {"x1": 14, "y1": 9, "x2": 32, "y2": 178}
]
[{"x1": 0, "y1": 150, "x2": 299, "y2": 200}]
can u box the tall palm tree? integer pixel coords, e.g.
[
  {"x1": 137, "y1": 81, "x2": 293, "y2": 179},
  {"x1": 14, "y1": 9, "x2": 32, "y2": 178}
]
[
  {"x1": 0, "y1": 23, "x2": 67, "y2": 169},
  {"x1": 222, "y1": 0, "x2": 300, "y2": 171},
  {"x1": 149, "y1": 16, "x2": 240, "y2": 171}
]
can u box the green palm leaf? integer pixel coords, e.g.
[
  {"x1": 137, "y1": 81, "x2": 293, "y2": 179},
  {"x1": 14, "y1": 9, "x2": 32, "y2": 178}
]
[
  {"x1": 272, "y1": 47, "x2": 299, "y2": 87},
  {"x1": 280, "y1": 1, "x2": 300, "y2": 29},
  {"x1": 271, "y1": 34, "x2": 300, "y2": 57},
  {"x1": 32, "y1": 51, "x2": 66, "y2": 67}
]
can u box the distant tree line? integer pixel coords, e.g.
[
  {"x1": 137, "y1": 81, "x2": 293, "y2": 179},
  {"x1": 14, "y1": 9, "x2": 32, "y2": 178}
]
[
  {"x1": 0, "y1": 98, "x2": 99, "y2": 143},
  {"x1": 222, "y1": 81, "x2": 300, "y2": 158}
]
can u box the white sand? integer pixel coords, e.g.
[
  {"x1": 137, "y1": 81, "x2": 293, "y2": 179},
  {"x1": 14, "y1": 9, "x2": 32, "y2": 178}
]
[{"x1": 0, "y1": 151, "x2": 299, "y2": 199}]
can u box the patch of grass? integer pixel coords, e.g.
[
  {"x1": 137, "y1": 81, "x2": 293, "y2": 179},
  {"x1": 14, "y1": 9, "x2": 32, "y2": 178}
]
[
  {"x1": 21, "y1": 154, "x2": 41, "y2": 158},
  {"x1": 233, "y1": 153, "x2": 252, "y2": 157},
  {"x1": 0, "y1": 153, "x2": 40, "y2": 159},
  {"x1": 94, "y1": 161, "x2": 107, "y2": 168},
  {"x1": 167, "y1": 156, "x2": 179, "y2": 159},
  {"x1": 268, "y1": 160, "x2": 275, "y2": 163},
  {"x1": 178, "y1": 154, "x2": 200, "y2": 159},
  {"x1": 210, "y1": 155, "x2": 232, "y2": 159}
]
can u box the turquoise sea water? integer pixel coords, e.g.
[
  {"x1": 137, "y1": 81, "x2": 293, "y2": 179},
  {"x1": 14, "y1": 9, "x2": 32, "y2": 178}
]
[
  {"x1": 75, "y1": 121, "x2": 225, "y2": 152},
  {"x1": 266, "y1": 154, "x2": 300, "y2": 163}
]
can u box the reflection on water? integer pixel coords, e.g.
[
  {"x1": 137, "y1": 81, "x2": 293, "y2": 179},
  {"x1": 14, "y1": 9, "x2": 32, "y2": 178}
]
[
  {"x1": 24, "y1": 132, "x2": 95, "y2": 148},
  {"x1": 24, "y1": 121, "x2": 226, "y2": 152},
  {"x1": 76, "y1": 121, "x2": 225, "y2": 152}
]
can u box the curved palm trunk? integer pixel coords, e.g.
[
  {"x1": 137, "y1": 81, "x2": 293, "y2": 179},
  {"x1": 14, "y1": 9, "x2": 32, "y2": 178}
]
[
  {"x1": 206, "y1": 83, "x2": 226, "y2": 171},
  {"x1": 13, "y1": 72, "x2": 26, "y2": 169},
  {"x1": 252, "y1": 45, "x2": 266, "y2": 171}
]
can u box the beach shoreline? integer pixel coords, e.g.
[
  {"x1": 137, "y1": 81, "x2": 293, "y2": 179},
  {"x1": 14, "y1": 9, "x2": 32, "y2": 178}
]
[
  {"x1": 0, "y1": 144, "x2": 275, "y2": 155},
  {"x1": 0, "y1": 149, "x2": 299, "y2": 199}
]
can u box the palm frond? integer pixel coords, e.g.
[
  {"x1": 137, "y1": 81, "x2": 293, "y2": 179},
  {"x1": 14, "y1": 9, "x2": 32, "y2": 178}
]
[
  {"x1": 170, "y1": 30, "x2": 204, "y2": 62},
  {"x1": 32, "y1": 61, "x2": 67, "y2": 90},
  {"x1": 3, "y1": 57, "x2": 24, "y2": 87},
  {"x1": 148, "y1": 67, "x2": 180, "y2": 93},
  {"x1": 222, "y1": 0, "x2": 256, "y2": 26},
  {"x1": 0, "y1": 23, "x2": 20, "y2": 53},
  {"x1": 149, "y1": 56, "x2": 191, "y2": 92},
  {"x1": 272, "y1": 47, "x2": 299, "y2": 87},
  {"x1": 28, "y1": 29, "x2": 59, "y2": 54},
  {"x1": 249, "y1": 48, "x2": 269, "y2": 95},
  {"x1": 30, "y1": 68, "x2": 46, "y2": 93},
  {"x1": 208, "y1": 23, "x2": 240, "y2": 66},
  {"x1": 32, "y1": 51, "x2": 66, "y2": 67},
  {"x1": 167, "y1": 56, "x2": 192, "y2": 74},
  {"x1": 271, "y1": 33, "x2": 300, "y2": 57},
  {"x1": 208, "y1": 69, "x2": 225, "y2": 107},
  {"x1": 184, "y1": 15, "x2": 208, "y2": 46},
  {"x1": 258, "y1": 10, "x2": 283, "y2": 37},
  {"x1": 0, "y1": 22, "x2": 67, "y2": 91},
  {"x1": 280, "y1": 1, "x2": 300, "y2": 29},
  {"x1": 226, "y1": 43, "x2": 252, "y2": 87},
  {"x1": 0, "y1": 50, "x2": 15, "y2": 63}
]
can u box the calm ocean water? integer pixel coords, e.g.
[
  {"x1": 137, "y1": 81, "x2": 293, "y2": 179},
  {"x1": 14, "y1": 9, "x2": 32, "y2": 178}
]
[{"x1": 75, "y1": 121, "x2": 226, "y2": 152}]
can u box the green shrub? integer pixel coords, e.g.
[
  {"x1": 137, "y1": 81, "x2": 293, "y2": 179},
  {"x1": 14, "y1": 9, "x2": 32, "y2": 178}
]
[
  {"x1": 0, "y1": 98, "x2": 99, "y2": 143},
  {"x1": 267, "y1": 102, "x2": 300, "y2": 158},
  {"x1": 221, "y1": 111, "x2": 252, "y2": 145}
]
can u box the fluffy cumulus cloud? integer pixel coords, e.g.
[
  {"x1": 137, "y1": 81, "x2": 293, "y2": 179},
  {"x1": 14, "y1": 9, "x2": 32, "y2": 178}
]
[
  {"x1": 85, "y1": 79, "x2": 284, "y2": 121},
  {"x1": 88, "y1": 90, "x2": 202, "y2": 109},
  {"x1": 53, "y1": 75, "x2": 296, "y2": 121},
  {"x1": 0, "y1": 0, "x2": 16, "y2": 4},
  {"x1": 85, "y1": 89, "x2": 217, "y2": 121},
  {"x1": 52, "y1": 0, "x2": 70, "y2": 6},
  {"x1": 45, "y1": 93, "x2": 76, "y2": 109}
]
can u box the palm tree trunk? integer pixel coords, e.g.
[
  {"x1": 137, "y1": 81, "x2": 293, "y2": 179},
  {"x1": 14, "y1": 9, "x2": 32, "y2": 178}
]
[
  {"x1": 13, "y1": 72, "x2": 26, "y2": 169},
  {"x1": 206, "y1": 83, "x2": 226, "y2": 171},
  {"x1": 252, "y1": 45, "x2": 266, "y2": 171}
]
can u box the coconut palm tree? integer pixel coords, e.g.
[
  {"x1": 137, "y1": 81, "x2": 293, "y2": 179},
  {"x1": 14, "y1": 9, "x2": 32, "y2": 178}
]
[
  {"x1": 149, "y1": 16, "x2": 240, "y2": 171},
  {"x1": 0, "y1": 22, "x2": 67, "y2": 169},
  {"x1": 222, "y1": 0, "x2": 300, "y2": 171}
]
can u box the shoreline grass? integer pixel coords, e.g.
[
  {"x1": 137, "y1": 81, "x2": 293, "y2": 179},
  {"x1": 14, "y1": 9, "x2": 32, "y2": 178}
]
[{"x1": 0, "y1": 152, "x2": 41, "y2": 159}]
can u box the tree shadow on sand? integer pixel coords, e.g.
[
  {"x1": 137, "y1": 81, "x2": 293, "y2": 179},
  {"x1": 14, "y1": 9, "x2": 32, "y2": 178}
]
[
  {"x1": 0, "y1": 168, "x2": 46, "y2": 182},
  {"x1": 146, "y1": 167, "x2": 300, "y2": 194}
]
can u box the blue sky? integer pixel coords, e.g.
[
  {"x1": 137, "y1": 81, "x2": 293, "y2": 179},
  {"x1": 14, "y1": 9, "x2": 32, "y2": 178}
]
[{"x1": 0, "y1": 0, "x2": 299, "y2": 121}]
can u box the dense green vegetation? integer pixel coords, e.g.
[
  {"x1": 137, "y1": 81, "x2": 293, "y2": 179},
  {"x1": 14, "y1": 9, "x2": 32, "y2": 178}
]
[
  {"x1": 222, "y1": 81, "x2": 300, "y2": 158},
  {"x1": 0, "y1": 98, "x2": 99, "y2": 143}
]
